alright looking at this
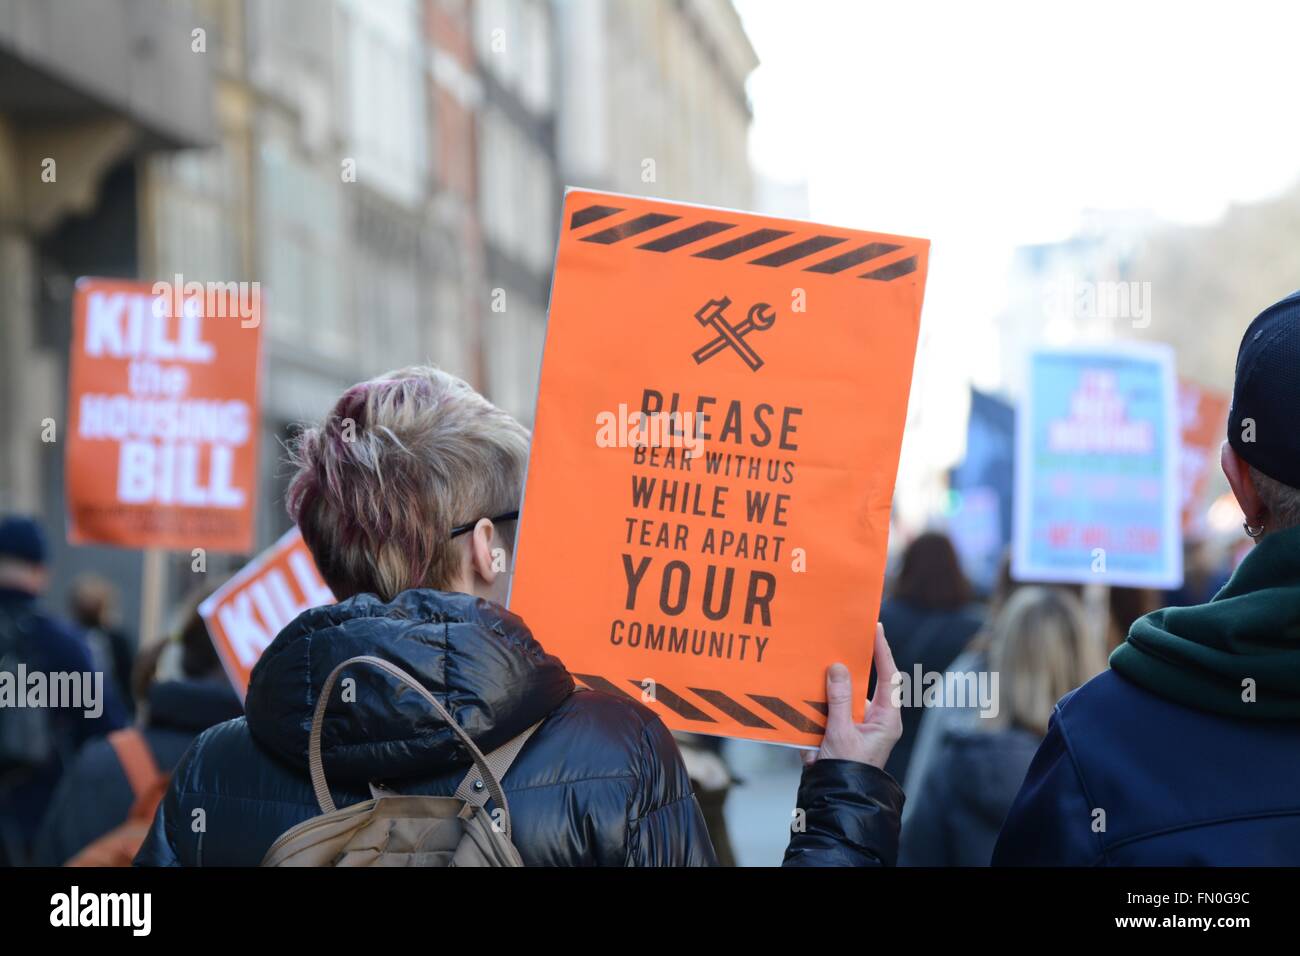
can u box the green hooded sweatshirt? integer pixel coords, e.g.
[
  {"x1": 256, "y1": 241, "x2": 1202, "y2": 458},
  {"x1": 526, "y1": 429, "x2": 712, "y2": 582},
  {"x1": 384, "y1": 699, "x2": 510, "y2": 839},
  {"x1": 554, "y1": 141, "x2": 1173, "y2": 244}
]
[{"x1": 1111, "y1": 524, "x2": 1300, "y2": 719}]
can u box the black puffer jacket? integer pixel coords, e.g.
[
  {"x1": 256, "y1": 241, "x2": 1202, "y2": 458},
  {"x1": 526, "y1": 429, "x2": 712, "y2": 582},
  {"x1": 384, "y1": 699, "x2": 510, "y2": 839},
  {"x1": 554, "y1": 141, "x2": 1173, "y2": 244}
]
[
  {"x1": 784, "y1": 761, "x2": 904, "y2": 866},
  {"x1": 135, "y1": 590, "x2": 716, "y2": 866}
]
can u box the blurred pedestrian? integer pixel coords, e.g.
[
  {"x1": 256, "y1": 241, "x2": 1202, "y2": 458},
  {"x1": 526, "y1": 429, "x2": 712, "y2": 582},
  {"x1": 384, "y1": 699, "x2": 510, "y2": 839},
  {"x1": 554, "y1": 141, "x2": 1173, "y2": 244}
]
[
  {"x1": 673, "y1": 733, "x2": 738, "y2": 865},
  {"x1": 1104, "y1": 585, "x2": 1161, "y2": 653},
  {"x1": 903, "y1": 551, "x2": 1016, "y2": 821},
  {"x1": 995, "y1": 290, "x2": 1300, "y2": 865},
  {"x1": 0, "y1": 516, "x2": 126, "y2": 865},
  {"x1": 68, "y1": 574, "x2": 136, "y2": 716},
  {"x1": 33, "y1": 584, "x2": 242, "y2": 866},
  {"x1": 899, "y1": 587, "x2": 1103, "y2": 865},
  {"x1": 1164, "y1": 537, "x2": 1232, "y2": 608},
  {"x1": 878, "y1": 531, "x2": 985, "y2": 784}
]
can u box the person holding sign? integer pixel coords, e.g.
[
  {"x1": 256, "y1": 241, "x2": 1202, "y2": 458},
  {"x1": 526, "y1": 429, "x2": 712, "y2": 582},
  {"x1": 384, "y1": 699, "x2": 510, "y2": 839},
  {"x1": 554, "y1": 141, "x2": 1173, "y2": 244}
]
[
  {"x1": 136, "y1": 367, "x2": 905, "y2": 867},
  {"x1": 995, "y1": 291, "x2": 1300, "y2": 866}
]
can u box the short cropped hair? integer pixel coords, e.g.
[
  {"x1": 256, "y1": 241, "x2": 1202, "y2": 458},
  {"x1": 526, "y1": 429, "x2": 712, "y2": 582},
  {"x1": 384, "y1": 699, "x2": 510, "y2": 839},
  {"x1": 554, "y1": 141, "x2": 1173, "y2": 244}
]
[
  {"x1": 1249, "y1": 466, "x2": 1300, "y2": 533},
  {"x1": 286, "y1": 367, "x2": 530, "y2": 600}
]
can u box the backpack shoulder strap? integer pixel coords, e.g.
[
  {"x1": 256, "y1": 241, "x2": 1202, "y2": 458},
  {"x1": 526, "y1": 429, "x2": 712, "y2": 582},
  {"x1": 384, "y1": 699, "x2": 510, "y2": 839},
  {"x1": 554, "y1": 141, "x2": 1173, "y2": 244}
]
[
  {"x1": 107, "y1": 728, "x2": 163, "y2": 802},
  {"x1": 453, "y1": 719, "x2": 544, "y2": 810},
  {"x1": 308, "y1": 655, "x2": 517, "y2": 838}
]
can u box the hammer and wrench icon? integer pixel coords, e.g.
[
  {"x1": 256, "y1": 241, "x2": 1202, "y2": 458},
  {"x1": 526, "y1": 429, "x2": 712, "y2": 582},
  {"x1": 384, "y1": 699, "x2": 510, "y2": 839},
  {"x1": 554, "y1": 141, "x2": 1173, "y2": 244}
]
[{"x1": 692, "y1": 297, "x2": 777, "y2": 371}]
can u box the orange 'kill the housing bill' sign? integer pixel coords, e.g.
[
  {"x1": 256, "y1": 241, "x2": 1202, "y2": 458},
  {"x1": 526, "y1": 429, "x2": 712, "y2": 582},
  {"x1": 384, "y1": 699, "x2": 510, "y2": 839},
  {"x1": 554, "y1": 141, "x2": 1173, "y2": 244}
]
[
  {"x1": 66, "y1": 277, "x2": 263, "y2": 552},
  {"x1": 509, "y1": 190, "x2": 930, "y2": 747}
]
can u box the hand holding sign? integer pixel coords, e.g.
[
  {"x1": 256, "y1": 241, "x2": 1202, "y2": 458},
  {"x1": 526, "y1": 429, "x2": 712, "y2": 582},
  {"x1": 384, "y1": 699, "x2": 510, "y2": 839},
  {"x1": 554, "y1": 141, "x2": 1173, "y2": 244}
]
[{"x1": 802, "y1": 625, "x2": 903, "y2": 768}]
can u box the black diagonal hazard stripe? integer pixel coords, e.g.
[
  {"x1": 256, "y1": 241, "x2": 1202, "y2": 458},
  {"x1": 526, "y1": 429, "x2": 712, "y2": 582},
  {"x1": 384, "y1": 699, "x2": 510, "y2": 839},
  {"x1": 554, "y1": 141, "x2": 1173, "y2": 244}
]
[
  {"x1": 625, "y1": 680, "x2": 716, "y2": 722},
  {"x1": 694, "y1": 228, "x2": 793, "y2": 260},
  {"x1": 582, "y1": 212, "x2": 680, "y2": 244},
  {"x1": 805, "y1": 700, "x2": 829, "y2": 716},
  {"x1": 750, "y1": 235, "x2": 847, "y2": 267},
  {"x1": 577, "y1": 674, "x2": 828, "y2": 732},
  {"x1": 805, "y1": 242, "x2": 902, "y2": 274},
  {"x1": 569, "y1": 204, "x2": 623, "y2": 230},
  {"x1": 689, "y1": 688, "x2": 775, "y2": 729},
  {"x1": 573, "y1": 673, "x2": 638, "y2": 701},
  {"x1": 861, "y1": 255, "x2": 918, "y2": 281},
  {"x1": 748, "y1": 695, "x2": 826, "y2": 734},
  {"x1": 639, "y1": 220, "x2": 735, "y2": 252},
  {"x1": 570, "y1": 206, "x2": 919, "y2": 281}
]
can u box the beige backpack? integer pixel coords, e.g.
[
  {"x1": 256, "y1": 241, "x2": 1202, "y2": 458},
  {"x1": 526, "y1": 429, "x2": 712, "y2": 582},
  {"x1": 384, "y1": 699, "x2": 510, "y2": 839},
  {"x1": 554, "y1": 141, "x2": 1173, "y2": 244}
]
[{"x1": 262, "y1": 655, "x2": 540, "y2": 867}]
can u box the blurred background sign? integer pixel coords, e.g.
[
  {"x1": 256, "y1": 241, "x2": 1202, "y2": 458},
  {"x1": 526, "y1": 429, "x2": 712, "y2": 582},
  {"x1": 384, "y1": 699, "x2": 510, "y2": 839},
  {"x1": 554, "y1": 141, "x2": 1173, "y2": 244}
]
[
  {"x1": 1177, "y1": 380, "x2": 1232, "y2": 535},
  {"x1": 199, "y1": 527, "x2": 333, "y2": 700},
  {"x1": 1013, "y1": 345, "x2": 1183, "y2": 590},
  {"x1": 66, "y1": 277, "x2": 262, "y2": 553},
  {"x1": 947, "y1": 388, "x2": 1016, "y2": 594}
]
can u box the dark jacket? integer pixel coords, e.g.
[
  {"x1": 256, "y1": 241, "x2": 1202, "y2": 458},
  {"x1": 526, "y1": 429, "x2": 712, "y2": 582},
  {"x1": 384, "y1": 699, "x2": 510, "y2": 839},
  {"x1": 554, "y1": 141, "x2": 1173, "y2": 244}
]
[
  {"x1": 784, "y1": 760, "x2": 905, "y2": 866},
  {"x1": 899, "y1": 726, "x2": 1039, "y2": 866},
  {"x1": 0, "y1": 587, "x2": 127, "y2": 865},
  {"x1": 878, "y1": 597, "x2": 985, "y2": 784},
  {"x1": 82, "y1": 625, "x2": 138, "y2": 716},
  {"x1": 32, "y1": 677, "x2": 242, "y2": 866},
  {"x1": 995, "y1": 529, "x2": 1300, "y2": 866},
  {"x1": 135, "y1": 590, "x2": 717, "y2": 866},
  {"x1": 992, "y1": 669, "x2": 1300, "y2": 865}
]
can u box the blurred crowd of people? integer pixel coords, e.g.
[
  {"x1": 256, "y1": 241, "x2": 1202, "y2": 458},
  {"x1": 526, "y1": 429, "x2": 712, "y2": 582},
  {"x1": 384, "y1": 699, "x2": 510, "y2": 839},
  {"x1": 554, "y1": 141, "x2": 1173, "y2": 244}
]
[
  {"x1": 0, "y1": 512, "x2": 1249, "y2": 868},
  {"x1": 0, "y1": 521, "x2": 239, "y2": 866},
  {"x1": 3, "y1": 290, "x2": 1300, "y2": 868}
]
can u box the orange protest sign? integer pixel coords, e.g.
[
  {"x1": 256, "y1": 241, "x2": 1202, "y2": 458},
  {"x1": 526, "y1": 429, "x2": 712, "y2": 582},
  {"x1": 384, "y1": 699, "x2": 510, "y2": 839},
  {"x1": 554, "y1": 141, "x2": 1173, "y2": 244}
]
[
  {"x1": 1178, "y1": 380, "x2": 1231, "y2": 533},
  {"x1": 200, "y1": 527, "x2": 334, "y2": 700},
  {"x1": 509, "y1": 190, "x2": 929, "y2": 747},
  {"x1": 66, "y1": 277, "x2": 263, "y2": 552}
]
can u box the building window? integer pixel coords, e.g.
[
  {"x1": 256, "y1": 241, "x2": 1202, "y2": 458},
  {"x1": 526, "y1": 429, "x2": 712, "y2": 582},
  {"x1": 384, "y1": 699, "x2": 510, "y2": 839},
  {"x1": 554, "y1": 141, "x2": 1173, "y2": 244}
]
[
  {"x1": 338, "y1": 0, "x2": 426, "y2": 207},
  {"x1": 475, "y1": 0, "x2": 552, "y2": 114},
  {"x1": 257, "y1": 140, "x2": 349, "y2": 356},
  {"x1": 477, "y1": 106, "x2": 555, "y2": 273}
]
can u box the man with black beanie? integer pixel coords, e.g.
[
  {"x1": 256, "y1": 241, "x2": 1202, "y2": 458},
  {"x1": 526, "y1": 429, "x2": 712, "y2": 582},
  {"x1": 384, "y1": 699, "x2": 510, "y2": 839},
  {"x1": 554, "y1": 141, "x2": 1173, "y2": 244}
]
[{"x1": 994, "y1": 290, "x2": 1300, "y2": 865}]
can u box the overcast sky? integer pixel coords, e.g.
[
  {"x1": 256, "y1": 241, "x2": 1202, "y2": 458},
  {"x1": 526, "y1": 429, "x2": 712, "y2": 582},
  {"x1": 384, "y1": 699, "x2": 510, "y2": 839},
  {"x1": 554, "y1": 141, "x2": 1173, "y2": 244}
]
[
  {"x1": 734, "y1": 0, "x2": 1300, "y2": 500},
  {"x1": 738, "y1": 0, "x2": 1300, "y2": 242}
]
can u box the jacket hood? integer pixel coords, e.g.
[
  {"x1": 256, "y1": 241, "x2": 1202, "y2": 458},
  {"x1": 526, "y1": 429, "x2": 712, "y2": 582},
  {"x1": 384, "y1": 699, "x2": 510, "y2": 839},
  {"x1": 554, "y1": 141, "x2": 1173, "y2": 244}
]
[
  {"x1": 1112, "y1": 524, "x2": 1300, "y2": 719},
  {"x1": 244, "y1": 589, "x2": 574, "y2": 782},
  {"x1": 148, "y1": 678, "x2": 243, "y2": 733}
]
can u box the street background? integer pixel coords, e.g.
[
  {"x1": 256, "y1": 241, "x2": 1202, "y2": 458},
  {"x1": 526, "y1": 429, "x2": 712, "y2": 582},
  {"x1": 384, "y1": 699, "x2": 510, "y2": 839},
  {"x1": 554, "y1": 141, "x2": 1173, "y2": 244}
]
[{"x1": 4, "y1": 0, "x2": 1300, "y2": 864}]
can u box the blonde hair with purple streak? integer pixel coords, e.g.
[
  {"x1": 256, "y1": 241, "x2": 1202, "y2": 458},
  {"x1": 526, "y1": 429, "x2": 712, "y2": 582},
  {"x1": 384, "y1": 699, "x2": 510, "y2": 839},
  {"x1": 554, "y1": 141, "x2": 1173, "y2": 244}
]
[{"x1": 286, "y1": 366, "x2": 530, "y2": 600}]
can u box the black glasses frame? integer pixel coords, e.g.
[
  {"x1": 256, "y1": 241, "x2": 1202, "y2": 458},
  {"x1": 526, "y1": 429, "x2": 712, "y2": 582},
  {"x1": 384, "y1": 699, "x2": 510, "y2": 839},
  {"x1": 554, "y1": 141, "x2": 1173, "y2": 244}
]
[{"x1": 449, "y1": 510, "x2": 519, "y2": 538}]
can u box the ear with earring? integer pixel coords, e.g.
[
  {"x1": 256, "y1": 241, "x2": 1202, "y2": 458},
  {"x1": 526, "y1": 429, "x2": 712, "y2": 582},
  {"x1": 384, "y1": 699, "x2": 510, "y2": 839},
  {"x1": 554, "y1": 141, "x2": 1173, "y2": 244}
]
[{"x1": 1244, "y1": 518, "x2": 1266, "y2": 539}]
